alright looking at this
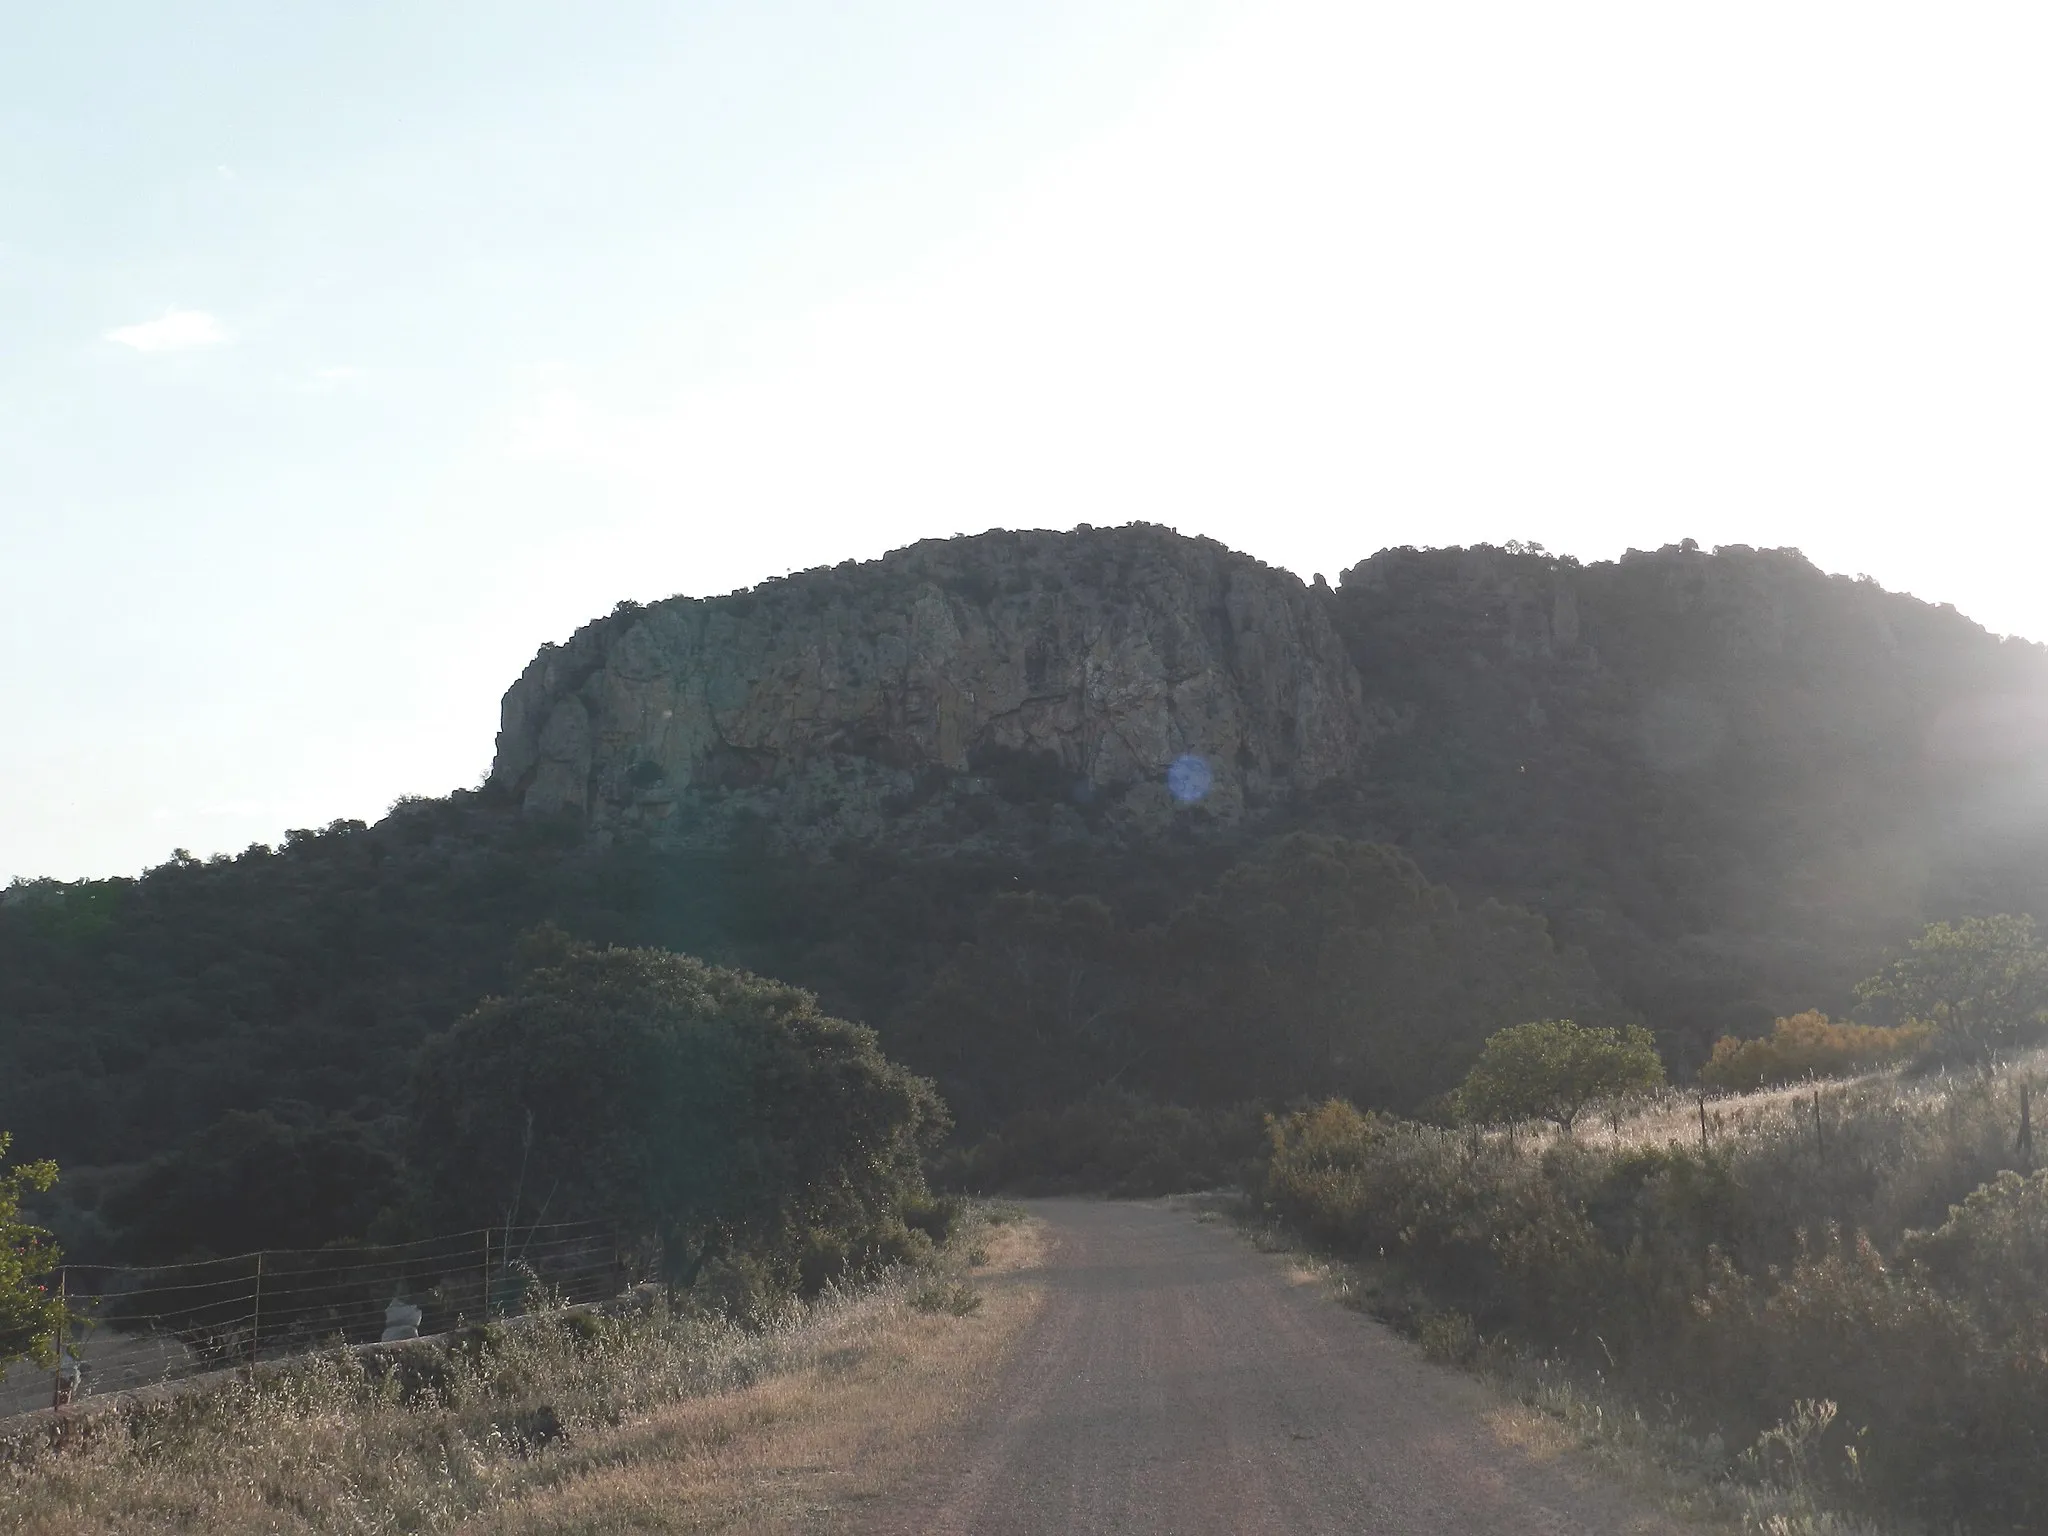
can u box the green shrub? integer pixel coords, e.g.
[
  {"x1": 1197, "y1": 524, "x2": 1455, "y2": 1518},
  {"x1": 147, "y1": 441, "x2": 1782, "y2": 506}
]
[
  {"x1": 0, "y1": 1132, "x2": 64, "y2": 1376},
  {"x1": 910, "y1": 1281, "x2": 982, "y2": 1316},
  {"x1": 101, "y1": 1107, "x2": 404, "y2": 1263},
  {"x1": 410, "y1": 938, "x2": 950, "y2": 1301},
  {"x1": 1260, "y1": 1100, "x2": 1392, "y2": 1247},
  {"x1": 1856, "y1": 915, "x2": 2048, "y2": 1065},
  {"x1": 1900, "y1": 1166, "x2": 2048, "y2": 1339},
  {"x1": 693, "y1": 1252, "x2": 791, "y2": 1326},
  {"x1": 900, "y1": 1191, "x2": 966, "y2": 1246},
  {"x1": 1417, "y1": 1311, "x2": 1479, "y2": 1366},
  {"x1": 1455, "y1": 1019, "x2": 1664, "y2": 1132}
]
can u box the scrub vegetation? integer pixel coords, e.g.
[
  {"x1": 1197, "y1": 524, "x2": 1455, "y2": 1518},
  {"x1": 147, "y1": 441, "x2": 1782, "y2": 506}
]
[
  {"x1": 1699, "y1": 1012, "x2": 1930, "y2": 1092},
  {"x1": 0, "y1": 1137, "x2": 64, "y2": 1375},
  {"x1": 1224, "y1": 910, "x2": 2048, "y2": 1532},
  {"x1": 1260, "y1": 1052, "x2": 2048, "y2": 1531},
  {"x1": 410, "y1": 934, "x2": 953, "y2": 1300}
]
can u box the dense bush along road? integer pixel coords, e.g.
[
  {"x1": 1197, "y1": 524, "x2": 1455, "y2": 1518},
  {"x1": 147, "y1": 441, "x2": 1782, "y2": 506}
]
[{"x1": 884, "y1": 1201, "x2": 1672, "y2": 1536}]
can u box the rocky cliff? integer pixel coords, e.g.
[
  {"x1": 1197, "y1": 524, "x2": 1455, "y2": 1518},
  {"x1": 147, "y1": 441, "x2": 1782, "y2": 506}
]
[{"x1": 491, "y1": 525, "x2": 1374, "y2": 852}]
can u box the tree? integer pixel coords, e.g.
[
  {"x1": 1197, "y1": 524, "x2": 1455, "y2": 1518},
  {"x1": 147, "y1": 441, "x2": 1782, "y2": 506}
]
[
  {"x1": 1146, "y1": 835, "x2": 1619, "y2": 1109},
  {"x1": 1855, "y1": 915, "x2": 2048, "y2": 1065},
  {"x1": 102, "y1": 1107, "x2": 405, "y2": 1262},
  {"x1": 409, "y1": 938, "x2": 950, "y2": 1292},
  {"x1": 1456, "y1": 1019, "x2": 1665, "y2": 1133},
  {"x1": 1, "y1": 1132, "x2": 65, "y2": 1378},
  {"x1": 893, "y1": 894, "x2": 1139, "y2": 1128}
]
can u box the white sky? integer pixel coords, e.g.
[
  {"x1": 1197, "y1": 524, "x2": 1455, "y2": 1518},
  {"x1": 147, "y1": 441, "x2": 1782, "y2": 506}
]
[{"x1": 5, "y1": 1, "x2": 2045, "y2": 882}]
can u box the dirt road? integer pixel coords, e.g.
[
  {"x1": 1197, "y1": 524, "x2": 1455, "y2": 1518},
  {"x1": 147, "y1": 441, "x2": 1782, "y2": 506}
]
[{"x1": 883, "y1": 1200, "x2": 1673, "y2": 1535}]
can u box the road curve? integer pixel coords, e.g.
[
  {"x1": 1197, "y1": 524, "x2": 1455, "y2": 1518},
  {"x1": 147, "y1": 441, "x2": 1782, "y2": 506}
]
[{"x1": 882, "y1": 1199, "x2": 1672, "y2": 1535}]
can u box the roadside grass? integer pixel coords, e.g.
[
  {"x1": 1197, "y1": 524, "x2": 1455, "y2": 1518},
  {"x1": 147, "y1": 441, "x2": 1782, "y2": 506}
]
[
  {"x1": 1550, "y1": 1045, "x2": 2048, "y2": 1165},
  {"x1": 0, "y1": 1208, "x2": 1045, "y2": 1536},
  {"x1": 465, "y1": 1212, "x2": 1044, "y2": 1536}
]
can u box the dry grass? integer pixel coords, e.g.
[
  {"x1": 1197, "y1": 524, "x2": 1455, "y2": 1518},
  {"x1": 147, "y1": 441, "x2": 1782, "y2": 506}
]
[
  {"x1": 467, "y1": 1215, "x2": 1044, "y2": 1535},
  {"x1": 0, "y1": 1211, "x2": 1045, "y2": 1536},
  {"x1": 1564, "y1": 1043, "x2": 2048, "y2": 1156}
]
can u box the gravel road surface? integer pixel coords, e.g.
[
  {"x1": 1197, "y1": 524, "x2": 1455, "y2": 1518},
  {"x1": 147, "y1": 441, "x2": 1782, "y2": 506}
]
[{"x1": 885, "y1": 1199, "x2": 1674, "y2": 1535}]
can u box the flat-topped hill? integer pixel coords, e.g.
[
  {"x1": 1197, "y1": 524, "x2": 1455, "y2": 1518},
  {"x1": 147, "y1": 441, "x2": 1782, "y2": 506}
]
[{"x1": 11, "y1": 526, "x2": 2048, "y2": 1262}]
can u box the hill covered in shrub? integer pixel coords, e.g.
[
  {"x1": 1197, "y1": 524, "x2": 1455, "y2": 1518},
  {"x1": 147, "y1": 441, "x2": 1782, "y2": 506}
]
[{"x1": 7, "y1": 530, "x2": 2048, "y2": 1260}]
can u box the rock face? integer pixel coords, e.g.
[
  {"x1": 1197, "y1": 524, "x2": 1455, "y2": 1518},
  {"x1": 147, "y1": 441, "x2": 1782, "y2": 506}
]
[{"x1": 491, "y1": 526, "x2": 1374, "y2": 852}]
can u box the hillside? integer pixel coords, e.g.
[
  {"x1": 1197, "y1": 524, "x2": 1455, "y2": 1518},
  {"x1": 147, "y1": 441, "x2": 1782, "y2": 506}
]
[
  {"x1": 492, "y1": 524, "x2": 2048, "y2": 1050},
  {"x1": 7, "y1": 525, "x2": 2047, "y2": 1260},
  {"x1": 1330, "y1": 540, "x2": 2048, "y2": 1051}
]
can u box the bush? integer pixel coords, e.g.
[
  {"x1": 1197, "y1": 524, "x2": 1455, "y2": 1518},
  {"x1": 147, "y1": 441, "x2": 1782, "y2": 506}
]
[
  {"x1": 1259, "y1": 1100, "x2": 1393, "y2": 1247},
  {"x1": 1417, "y1": 1310, "x2": 1480, "y2": 1366},
  {"x1": 410, "y1": 937, "x2": 950, "y2": 1299},
  {"x1": 1700, "y1": 1011, "x2": 1930, "y2": 1091},
  {"x1": 1455, "y1": 1019, "x2": 1665, "y2": 1132},
  {"x1": 1856, "y1": 914, "x2": 2048, "y2": 1064},
  {"x1": 900, "y1": 1191, "x2": 966, "y2": 1246},
  {"x1": 100, "y1": 1107, "x2": 404, "y2": 1262},
  {"x1": 0, "y1": 1132, "x2": 64, "y2": 1375},
  {"x1": 910, "y1": 1281, "x2": 982, "y2": 1316},
  {"x1": 1900, "y1": 1165, "x2": 2048, "y2": 1339}
]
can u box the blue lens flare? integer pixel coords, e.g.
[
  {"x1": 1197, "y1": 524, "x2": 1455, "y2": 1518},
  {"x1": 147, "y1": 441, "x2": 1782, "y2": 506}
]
[{"x1": 1166, "y1": 754, "x2": 1213, "y2": 804}]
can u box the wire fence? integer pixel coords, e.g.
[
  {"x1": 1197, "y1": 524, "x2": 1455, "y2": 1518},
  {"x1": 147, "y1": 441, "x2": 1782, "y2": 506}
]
[{"x1": 4, "y1": 1219, "x2": 629, "y2": 1418}]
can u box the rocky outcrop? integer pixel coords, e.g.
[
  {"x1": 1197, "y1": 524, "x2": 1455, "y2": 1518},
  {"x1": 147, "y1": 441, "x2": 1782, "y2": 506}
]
[{"x1": 491, "y1": 525, "x2": 1375, "y2": 852}]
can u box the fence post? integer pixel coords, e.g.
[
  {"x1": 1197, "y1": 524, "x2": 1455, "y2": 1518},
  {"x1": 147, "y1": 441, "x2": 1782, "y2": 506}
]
[
  {"x1": 250, "y1": 1252, "x2": 263, "y2": 1373},
  {"x1": 2020, "y1": 1079, "x2": 2035, "y2": 1173},
  {"x1": 50, "y1": 1268, "x2": 66, "y2": 1412},
  {"x1": 1698, "y1": 1094, "x2": 1709, "y2": 1157}
]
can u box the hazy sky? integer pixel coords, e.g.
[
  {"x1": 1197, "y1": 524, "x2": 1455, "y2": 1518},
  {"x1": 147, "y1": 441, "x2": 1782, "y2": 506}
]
[{"x1": 6, "y1": 2, "x2": 2045, "y2": 883}]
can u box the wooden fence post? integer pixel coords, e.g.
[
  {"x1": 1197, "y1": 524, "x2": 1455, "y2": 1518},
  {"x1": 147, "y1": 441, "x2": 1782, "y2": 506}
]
[
  {"x1": 250, "y1": 1252, "x2": 263, "y2": 1372},
  {"x1": 50, "y1": 1269, "x2": 67, "y2": 1411},
  {"x1": 2020, "y1": 1079, "x2": 2034, "y2": 1173},
  {"x1": 1698, "y1": 1094, "x2": 1710, "y2": 1157}
]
